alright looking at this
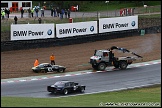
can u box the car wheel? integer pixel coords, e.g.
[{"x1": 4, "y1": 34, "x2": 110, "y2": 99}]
[
  {"x1": 58, "y1": 68, "x2": 64, "y2": 73},
  {"x1": 52, "y1": 89, "x2": 57, "y2": 94},
  {"x1": 63, "y1": 89, "x2": 68, "y2": 95},
  {"x1": 34, "y1": 71, "x2": 38, "y2": 73},
  {"x1": 80, "y1": 87, "x2": 85, "y2": 93},
  {"x1": 40, "y1": 70, "x2": 46, "y2": 73}
]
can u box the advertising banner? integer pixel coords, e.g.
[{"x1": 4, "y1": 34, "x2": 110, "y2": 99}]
[
  {"x1": 99, "y1": 16, "x2": 138, "y2": 33},
  {"x1": 11, "y1": 24, "x2": 54, "y2": 40},
  {"x1": 56, "y1": 21, "x2": 97, "y2": 38}
]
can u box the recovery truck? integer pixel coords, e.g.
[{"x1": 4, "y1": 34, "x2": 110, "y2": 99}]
[{"x1": 89, "y1": 46, "x2": 143, "y2": 71}]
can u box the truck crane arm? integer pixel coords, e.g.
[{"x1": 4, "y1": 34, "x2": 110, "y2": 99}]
[{"x1": 109, "y1": 46, "x2": 143, "y2": 58}]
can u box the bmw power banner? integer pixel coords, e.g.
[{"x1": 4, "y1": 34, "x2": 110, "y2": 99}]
[
  {"x1": 99, "y1": 16, "x2": 138, "y2": 33},
  {"x1": 11, "y1": 24, "x2": 54, "y2": 40},
  {"x1": 56, "y1": 21, "x2": 97, "y2": 38}
]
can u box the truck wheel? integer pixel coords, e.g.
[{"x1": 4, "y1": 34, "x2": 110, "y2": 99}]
[
  {"x1": 92, "y1": 64, "x2": 98, "y2": 70},
  {"x1": 113, "y1": 61, "x2": 119, "y2": 68},
  {"x1": 98, "y1": 63, "x2": 106, "y2": 71},
  {"x1": 119, "y1": 61, "x2": 128, "y2": 69}
]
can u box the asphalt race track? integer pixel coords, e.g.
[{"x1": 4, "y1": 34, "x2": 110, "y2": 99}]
[{"x1": 1, "y1": 62, "x2": 161, "y2": 98}]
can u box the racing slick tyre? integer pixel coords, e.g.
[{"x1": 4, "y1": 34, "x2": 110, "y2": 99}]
[
  {"x1": 52, "y1": 89, "x2": 57, "y2": 94},
  {"x1": 63, "y1": 89, "x2": 68, "y2": 95},
  {"x1": 34, "y1": 71, "x2": 39, "y2": 73},
  {"x1": 57, "y1": 68, "x2": 64, "y2": 73},
  {"x1": 80, "y1": 87, "x2": 85, "y2": 93},
  {"x1": 119, "y1": 61, "x2": 128, "y2": 70},
  {"x1": 40, "y1": 70, "x2": 46, "y2": 73},
  {"x1": 98, "y1": 63, "x2": 106, "y2": 71}
]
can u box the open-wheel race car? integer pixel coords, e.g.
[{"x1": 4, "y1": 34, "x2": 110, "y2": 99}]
[
  {"x1": 47, "y1": 80, "x2": 86, "y2": 95},
  {"x1": 32, "y1": 63, "x2": 66, "y2": 73}
]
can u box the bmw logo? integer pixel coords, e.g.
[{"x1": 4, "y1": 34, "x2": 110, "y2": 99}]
[
  {"x1": 47, "y1": 29, "x2": 52, "y2": 35},
  {"x1": 131, "y1": 21, "x2": 136, "y2": 27},
  {"x1": 90, "y1": 26, "x2": 94, "y2": 32}
]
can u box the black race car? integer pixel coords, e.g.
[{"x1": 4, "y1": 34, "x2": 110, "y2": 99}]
[
  {"x1": 47, "y1": 81, "x2": 86, "y2": 95},
  {"x1": 32, "y1": 63, "x2": 66, "y2": 73}
]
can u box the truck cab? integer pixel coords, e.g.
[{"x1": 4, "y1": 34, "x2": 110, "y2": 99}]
[
  {"x1": 90, "y1": 50, "x2": 114, "y2": 70},
  {"x1": 94, "y1": 50, "x2": 110, "y2": 62}
]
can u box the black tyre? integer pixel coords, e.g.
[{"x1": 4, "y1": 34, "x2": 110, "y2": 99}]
[
  {"x1": 80, "y1": 87, "x2": 85, "y2": 93},
  {"x1": 113, "y1": 61, "x2": 119, "y2": 68},
  {"x1": 40, "y1": 70, "x2": 46, "y2": 73},
  {"x1": 92, "y1": 64, "x2": 98, "y2": 70},
  {"x1": 119, "y1": 61, "x2": 128, "y2": 69},
  {"x1": 52, "y1": 89, "x2": 57, "y2": 94},
  {"x1": 63, "y1": 89, "x2": 68, "y2": 95},
  {"x1": 58, "y1": 68, "x2": 64, "y2": 73},
  {"x1": 34, "y1": 71, "x2": 39, "y2": 73},
  {"x1": 98, "y1": 63, "x2": 106, "y2": 71}
]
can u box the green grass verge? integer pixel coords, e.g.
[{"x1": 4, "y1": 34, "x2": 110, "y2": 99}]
[
  {"x1": 81, "y1": 2, "x2": 136, "y2": 12},
  {"x1": 32, "y1": 1, "x2": 161, "y2": 11},
  {"x1": 138, "y1": 14, "x2": 161, "y2": 18},
  {"x1": 1, "y1": 84, "x2": 161, "y2": 107}
]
